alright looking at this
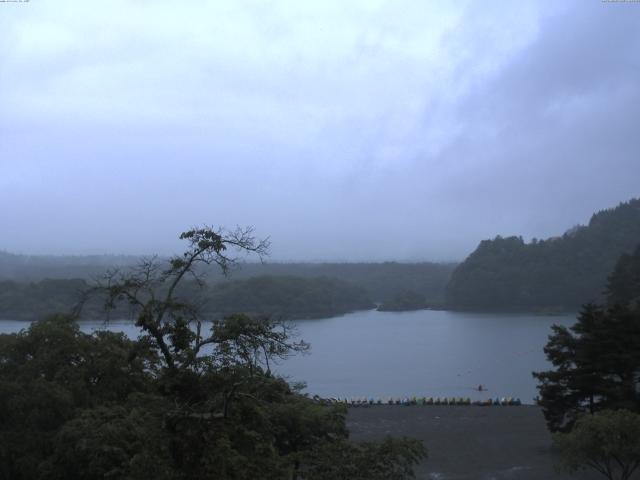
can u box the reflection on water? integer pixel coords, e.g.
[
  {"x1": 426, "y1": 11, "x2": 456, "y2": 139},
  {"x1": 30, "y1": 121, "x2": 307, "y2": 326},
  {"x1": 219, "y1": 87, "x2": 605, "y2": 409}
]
[{"x1": 0, "y1": 309, "x2": 574, "y2": 403}]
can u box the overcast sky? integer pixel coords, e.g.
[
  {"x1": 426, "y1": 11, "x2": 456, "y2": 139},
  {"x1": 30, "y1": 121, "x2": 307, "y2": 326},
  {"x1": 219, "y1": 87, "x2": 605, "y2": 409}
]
[{"x1": 1, "y1": 1, "x2": 639, "y2": 261}]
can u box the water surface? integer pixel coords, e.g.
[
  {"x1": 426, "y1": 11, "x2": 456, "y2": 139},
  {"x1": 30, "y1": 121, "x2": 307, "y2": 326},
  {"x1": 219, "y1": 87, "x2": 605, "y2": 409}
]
[{"x1": 0, "y1": 309, "x2": 575, "y2": 403}]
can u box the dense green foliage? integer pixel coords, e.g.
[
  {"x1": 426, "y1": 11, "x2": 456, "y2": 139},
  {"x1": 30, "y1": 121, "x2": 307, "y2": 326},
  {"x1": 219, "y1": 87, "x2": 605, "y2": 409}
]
[
  {"x1": 0, "y1": 276, "x2": 373, "y2": 321},
  {"x1": 533, "y1": 304, "x2": 640, "y2": 432},
  {"x1": 446, "y1": 198, "x2": 640, "y2": 311},
  {"x1": 533, "y1": 246, "x2": 640, "y2": 432},
  {"x1": 0, "y1": 315, "x2": 425, "y2": 480},
  {"x1": 0, "y1": 278, "x2": 89, "y2": 320},
  {"x1": 222, "y1": 262, "x2": 456, "y2": 304},
  {"x1": 0, "y1": 227, "x2": 426, "y2": 479},
  {"x1": 204, "y1": 275, "x2": 373, "y2": 319},
  {"x1": 554, "y1": 410, "x2": 640, "y2": 480},
  {"x1": 377, "y1": 290, "x2": 429, "y2": 312},
  {"x1": 607, "y1": 244, "x2": 640, "y2": 310}
]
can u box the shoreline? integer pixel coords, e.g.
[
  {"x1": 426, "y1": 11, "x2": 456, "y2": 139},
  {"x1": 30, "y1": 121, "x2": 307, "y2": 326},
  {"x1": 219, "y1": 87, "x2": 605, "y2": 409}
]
[{"x1": 0, "y1": 306, "x2": 578, "y2": 323}]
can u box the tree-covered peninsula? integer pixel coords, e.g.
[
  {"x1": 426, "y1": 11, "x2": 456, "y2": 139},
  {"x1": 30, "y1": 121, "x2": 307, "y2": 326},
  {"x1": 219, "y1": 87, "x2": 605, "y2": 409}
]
[
  {"x1": 0, "y1": 275, "x2": 374, "y2": 322},
  {"x1": 377, "y1": 290, "x2": 431, "y2": 312}
]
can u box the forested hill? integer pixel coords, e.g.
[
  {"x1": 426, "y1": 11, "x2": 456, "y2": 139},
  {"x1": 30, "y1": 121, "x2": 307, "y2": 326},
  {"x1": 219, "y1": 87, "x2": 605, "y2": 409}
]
[
  {"x1": 0, "y1": 254, "x2": 456, "y2": 305},
  {"x1": 202, "y1": 276, "x2": 374, "y2": 319},
  {"x1": 446, "y1": 198, "x2": 640, "y2": 312},
  {"x1": 0, "y1": 276, "x2": 374, "y2": 321},
  {"x1": 214, "y1": 262, "x2": 456, "y2": 304}
]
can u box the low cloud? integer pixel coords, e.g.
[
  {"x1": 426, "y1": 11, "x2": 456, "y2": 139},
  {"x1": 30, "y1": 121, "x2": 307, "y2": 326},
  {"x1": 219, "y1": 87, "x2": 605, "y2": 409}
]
[{"x1": 0, "y1": 1, "x2": 638, "y2": 261}]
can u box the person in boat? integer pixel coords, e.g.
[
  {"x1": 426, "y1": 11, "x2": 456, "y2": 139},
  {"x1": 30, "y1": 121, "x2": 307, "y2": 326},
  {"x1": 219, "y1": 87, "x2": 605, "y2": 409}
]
[{"x1": 476, "y1": 384, "x2": 484, "y2": 392}]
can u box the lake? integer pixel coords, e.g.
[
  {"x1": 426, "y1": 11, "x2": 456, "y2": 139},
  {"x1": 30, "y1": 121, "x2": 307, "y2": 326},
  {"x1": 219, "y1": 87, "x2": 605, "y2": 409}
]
[{"x1": 0, "y1": 309, "x2": 575, "y2": 404}]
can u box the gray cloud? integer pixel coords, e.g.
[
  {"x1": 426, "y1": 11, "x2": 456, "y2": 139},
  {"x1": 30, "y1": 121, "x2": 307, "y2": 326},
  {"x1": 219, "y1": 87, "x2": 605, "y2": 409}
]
[{"x1": 0, "y1": 1, "x2": 638, "y2": 261}]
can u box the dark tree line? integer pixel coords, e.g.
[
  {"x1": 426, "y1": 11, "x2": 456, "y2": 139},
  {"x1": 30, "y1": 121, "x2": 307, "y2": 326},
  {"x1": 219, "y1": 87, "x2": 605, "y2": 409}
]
[
  {"x1": 447, "y1": 198, "x2": 640, "y2": 311},
  {"x1": 218, "y1": 262, "x2": 456, "y2": 304},
  {"x1": 0, "y1": 251, "x2": 456, "y2": 307},
  {"x1": 0, "y1": 275, "x2": 373, "y2": 322},
  {"x1": 203, "y1": 275, "x2": 374, "y2": 319},
  {"x1": 377, "y1": 290, "x2": 430, "y2": 312}
]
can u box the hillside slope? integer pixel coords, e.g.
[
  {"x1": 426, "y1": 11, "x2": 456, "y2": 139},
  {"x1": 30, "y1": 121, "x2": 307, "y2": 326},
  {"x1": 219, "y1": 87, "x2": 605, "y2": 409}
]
[{"x1": 446, "y1": 198, "x2": 640, "y2": 311}]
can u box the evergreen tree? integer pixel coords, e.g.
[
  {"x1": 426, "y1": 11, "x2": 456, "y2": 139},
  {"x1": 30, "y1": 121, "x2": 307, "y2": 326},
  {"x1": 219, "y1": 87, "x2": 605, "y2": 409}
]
[
  {"x1": 607, "y1": 244, "x2": 640, "y2": 310},
  {"x1": 533, "y1": 246, "x2": 640, "y2": 432}
]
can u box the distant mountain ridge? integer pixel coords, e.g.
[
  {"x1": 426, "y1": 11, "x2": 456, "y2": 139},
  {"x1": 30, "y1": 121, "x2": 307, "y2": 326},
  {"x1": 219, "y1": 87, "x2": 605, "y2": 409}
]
[{"x1": 445, "y1": 198, "x2": 640, "y2": 311}]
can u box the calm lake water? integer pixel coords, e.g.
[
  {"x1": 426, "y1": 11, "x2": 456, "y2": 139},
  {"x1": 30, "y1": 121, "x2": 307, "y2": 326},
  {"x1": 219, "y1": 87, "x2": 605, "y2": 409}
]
[{"x1": 0, "y1": 309, "x2": 575, "y2": 404}]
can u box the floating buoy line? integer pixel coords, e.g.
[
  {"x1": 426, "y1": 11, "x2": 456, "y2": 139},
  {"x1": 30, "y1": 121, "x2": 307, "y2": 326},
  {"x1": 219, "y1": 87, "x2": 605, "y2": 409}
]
[{"x1": 311, "y1": 396, "x2": 523, "y2": 406}]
